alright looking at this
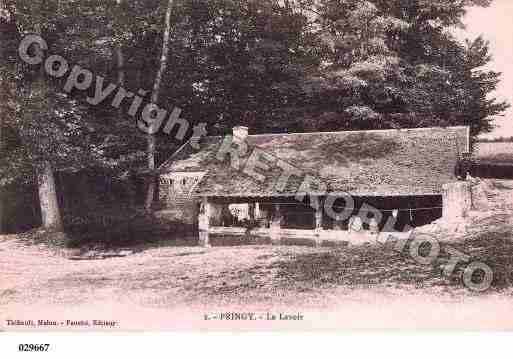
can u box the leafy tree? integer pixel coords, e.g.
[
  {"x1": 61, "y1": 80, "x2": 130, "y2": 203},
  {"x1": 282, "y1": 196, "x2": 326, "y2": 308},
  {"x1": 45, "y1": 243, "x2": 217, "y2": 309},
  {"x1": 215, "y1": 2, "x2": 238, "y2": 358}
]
[
  {"x1": 6, "y1": 0, "x2": 129, "y2": 230},
  {"x1": 280, "y1": 0, "x2": 509, "y2": 144}
]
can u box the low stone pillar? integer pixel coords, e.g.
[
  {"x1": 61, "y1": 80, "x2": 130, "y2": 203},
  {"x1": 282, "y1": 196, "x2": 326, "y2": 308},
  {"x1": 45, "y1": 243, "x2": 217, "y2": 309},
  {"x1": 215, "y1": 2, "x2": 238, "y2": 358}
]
[
  {"x1": 270, "y1": 204, "x2": 282, "y2": 245},
  {"x1": 198, "y1": 197, "x2": 211, "y2": 247},
  {"x1": 369, "y1": 218, "x2": 379, "y2": 235},
  {"x1": 442, "y1": 181, "x2": 472, "y2": 222},
  {"x1": 470, "y1": 179, "x2": 493, "y2": 211}
]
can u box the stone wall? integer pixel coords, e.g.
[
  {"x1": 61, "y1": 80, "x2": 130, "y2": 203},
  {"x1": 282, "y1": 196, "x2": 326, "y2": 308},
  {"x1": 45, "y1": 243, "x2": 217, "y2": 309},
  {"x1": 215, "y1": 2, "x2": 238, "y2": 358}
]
[
  {"x1": 155, "y1": 202, "x2": 199, "y2": 225},
  {"x1": 157, "y1": 175, "x2": 200, "y2": 225},
  {"x1": 442, "y1": 181, "x2": 472, "y2": 222},
  {"x1": 159, "y1": 180, "x2": 172, "y2": 204}
]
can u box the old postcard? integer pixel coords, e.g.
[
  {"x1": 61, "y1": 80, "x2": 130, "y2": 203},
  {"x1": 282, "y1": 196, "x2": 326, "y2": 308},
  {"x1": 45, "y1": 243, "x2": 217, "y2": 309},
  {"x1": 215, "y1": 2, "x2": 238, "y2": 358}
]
[{"x1": 1, "y1": 0, "x2": 512, "y2": 336}]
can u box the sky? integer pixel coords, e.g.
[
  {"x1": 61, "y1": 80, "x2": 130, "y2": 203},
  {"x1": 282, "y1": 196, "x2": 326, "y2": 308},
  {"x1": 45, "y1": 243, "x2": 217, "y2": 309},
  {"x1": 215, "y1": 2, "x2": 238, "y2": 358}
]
[{"x1": 453, "y1": 0, "x2": 513, "y2": 139}]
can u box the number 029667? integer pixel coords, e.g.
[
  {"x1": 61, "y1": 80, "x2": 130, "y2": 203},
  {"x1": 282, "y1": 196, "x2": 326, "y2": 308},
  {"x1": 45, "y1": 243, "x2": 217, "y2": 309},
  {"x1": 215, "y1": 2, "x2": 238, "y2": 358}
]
[{"x1": 18, "y1": 344, "x2": 50, "y2": 352}]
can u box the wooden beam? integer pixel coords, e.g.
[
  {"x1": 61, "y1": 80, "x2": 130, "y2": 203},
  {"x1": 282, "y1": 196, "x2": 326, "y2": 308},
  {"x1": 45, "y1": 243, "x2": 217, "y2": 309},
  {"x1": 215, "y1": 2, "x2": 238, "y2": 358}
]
[{"x1": 270, "y1": 204, "x2": 282, "y2": 245}]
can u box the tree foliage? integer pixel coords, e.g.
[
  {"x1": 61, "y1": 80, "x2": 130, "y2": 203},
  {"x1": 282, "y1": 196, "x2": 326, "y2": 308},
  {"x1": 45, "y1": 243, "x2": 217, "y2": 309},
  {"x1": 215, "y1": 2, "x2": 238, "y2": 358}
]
[{"x1": 278, "y1": 0, "x2": 509, "y2": 142}]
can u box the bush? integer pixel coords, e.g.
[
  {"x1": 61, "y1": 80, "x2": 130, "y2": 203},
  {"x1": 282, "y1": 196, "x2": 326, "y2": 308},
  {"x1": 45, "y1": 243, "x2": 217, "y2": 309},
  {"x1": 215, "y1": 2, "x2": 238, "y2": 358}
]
[{"x1": 62, "y1": 205, "x2": 197, "y2": 249}]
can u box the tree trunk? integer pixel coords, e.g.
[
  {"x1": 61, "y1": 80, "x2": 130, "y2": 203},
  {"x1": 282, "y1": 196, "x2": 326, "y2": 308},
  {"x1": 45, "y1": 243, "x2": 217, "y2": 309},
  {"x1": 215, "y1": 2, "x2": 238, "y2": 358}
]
[
  {"x1": 144, "y1": 0, "x2": 174, "y2": 211},
  {"x1": 30, "y1": 20, "x2": 64, "y2": 232},
  {"x1": 37, "y1": 161, "x2": 63, "y2": 231},
  {"x1": 115, "y1": 0, "x2": 138, "y2": 206}
]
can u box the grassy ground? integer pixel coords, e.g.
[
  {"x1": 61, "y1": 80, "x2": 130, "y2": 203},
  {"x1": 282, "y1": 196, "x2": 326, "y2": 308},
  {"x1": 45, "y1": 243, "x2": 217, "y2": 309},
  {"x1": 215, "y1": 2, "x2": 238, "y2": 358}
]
[{"x1": 1, "y1": 180, "x2": 512, "y2": 329}]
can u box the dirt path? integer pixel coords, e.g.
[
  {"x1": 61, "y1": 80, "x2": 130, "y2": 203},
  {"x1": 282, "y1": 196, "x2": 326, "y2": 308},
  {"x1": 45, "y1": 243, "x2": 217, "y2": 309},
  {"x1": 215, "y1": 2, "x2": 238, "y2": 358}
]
[{"x1": 1, "y1": 235, "x2": 513, "y2": 330}]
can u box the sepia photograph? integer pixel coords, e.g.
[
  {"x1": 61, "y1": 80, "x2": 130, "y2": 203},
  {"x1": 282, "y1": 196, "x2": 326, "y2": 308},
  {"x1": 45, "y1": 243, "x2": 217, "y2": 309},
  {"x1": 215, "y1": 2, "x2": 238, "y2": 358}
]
[{"x1": 1, "y1": 0, "x2": 512, "y2": 346}]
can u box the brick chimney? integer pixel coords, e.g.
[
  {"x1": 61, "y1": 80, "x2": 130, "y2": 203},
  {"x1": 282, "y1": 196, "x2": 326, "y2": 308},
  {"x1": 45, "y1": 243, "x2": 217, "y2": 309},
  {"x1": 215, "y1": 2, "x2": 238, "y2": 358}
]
[{"x1": 233, "y1": 126, "x2": 249, "y2": 143}]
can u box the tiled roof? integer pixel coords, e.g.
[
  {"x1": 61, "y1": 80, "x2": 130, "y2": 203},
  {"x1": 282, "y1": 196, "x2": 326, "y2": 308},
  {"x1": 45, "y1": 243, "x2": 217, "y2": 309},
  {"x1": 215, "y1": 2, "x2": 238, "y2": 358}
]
[{"x1": 159, "y1": 126, "x2": 469, "y2": 197}]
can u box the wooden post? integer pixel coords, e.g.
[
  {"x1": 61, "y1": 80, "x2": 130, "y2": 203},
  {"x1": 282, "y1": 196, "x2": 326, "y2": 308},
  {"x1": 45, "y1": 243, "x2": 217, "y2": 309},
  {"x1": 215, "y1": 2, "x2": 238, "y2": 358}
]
[
  {"x1": 314, "y1": 202, "x2": 323, "y2": 247},
  {"x1": 270, "y1": 204, "x2": 282, "y2": 245},
  {"x1": 255, "y1": 203, "x2": 261, "y2": 219},
  {"x1": 198, "y1": 197, "x2": 211, "y2": 247},
  {"x1": 248, "y1": 203, "x2": 255, "y2": 221}
]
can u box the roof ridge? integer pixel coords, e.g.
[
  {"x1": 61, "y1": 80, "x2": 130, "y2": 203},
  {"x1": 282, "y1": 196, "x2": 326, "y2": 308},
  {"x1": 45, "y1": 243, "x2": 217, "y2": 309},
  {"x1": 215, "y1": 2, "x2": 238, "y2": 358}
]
[{"x1": 204, "y1": 126, "x2": 469, "y2": 139}]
